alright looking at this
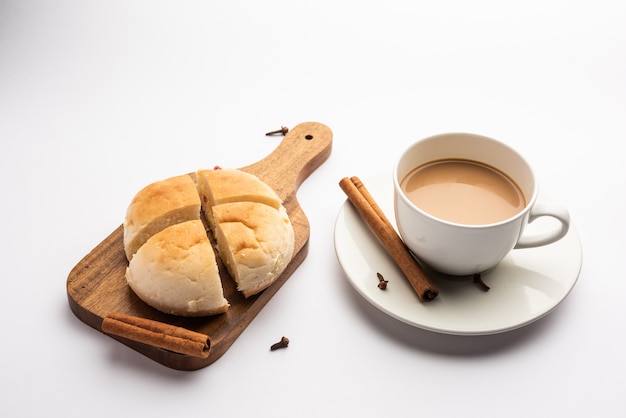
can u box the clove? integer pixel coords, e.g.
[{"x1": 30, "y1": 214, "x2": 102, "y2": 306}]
[
  {"x1": 377, "y1": 272, "x2": 389, "y2": 290},
  {"x1": 270, "y1": 336, "x2": 290, "y2": 351},
  {"x1": 473, "y1": 273, "x2": 490, "y2": 292},
  {"x1": 265, "y1": 126, "x2": 289, "y2": 136}
]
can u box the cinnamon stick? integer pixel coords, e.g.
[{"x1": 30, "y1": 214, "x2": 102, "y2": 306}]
[
  {"x1": 339, "y1": 176, "x2": 438, "y2": 302},
  {"x1": 101, "y1": 312, "x2": 210, "y2": 358}
]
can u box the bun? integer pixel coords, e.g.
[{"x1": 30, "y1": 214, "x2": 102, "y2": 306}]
[
  {"x1": 211, "y1": 202, "x2": 295, "y2": 297},
  {"x1": 126, "y1": 220, "x2": 229, "y2": 316},
  {"x1": 123, "y1": 168, "x2": 295, "y2": 316},
  {"x1": 197, "y1": 168, "x2": 281, "y2": 208},
  {"x1": 123, "y1": 174, "x2": 200, "y2": 260},
  {"x1": 196, "y1": 168, "x2": 282, "y2": 230}
]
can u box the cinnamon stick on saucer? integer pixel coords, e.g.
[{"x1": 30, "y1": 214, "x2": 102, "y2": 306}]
[
  {"x1": 339, "y1": 176, "x2": 438, "y2": 302},
  {"x1": 101, "y1": 312, "x2": 211, "y2": 358}
]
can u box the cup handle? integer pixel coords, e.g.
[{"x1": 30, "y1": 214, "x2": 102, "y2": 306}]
[{"x1": 514, "y1": 200, "x2": 570, "y2": 249}]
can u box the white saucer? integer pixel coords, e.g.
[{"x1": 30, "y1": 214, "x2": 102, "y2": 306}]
[{"x1": 333, "y1": 172, "x2": 582, "y2": 335}]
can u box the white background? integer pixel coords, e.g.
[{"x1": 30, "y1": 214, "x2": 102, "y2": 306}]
[{"x1": 1, "y1": 1, "x2": 625, "y2": 417}]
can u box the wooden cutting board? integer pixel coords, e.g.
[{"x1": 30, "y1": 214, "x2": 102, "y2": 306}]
[{"x1": 66, "y1": 122, "x2": 333, "y2": 371}]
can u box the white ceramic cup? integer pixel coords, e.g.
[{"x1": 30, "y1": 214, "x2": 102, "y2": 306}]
[{"x1": 393, "y1": 133, "x2": 570, "y2": 276}]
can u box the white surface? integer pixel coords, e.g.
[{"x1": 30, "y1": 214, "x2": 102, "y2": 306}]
[
  {"x1": 335, "y1": 173, "x2": 582, "y2": 335},
  {"x1": 1, "y1": 1, "x2": 624, "y2": 417}
]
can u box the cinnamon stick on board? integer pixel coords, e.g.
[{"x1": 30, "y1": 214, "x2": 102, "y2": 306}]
[
  {"x1": 101, "y1": 312, "x2": 211, "y2": 358},
  {"x1": 339, "y1": 176, "x2": 438, "y2": 302}
]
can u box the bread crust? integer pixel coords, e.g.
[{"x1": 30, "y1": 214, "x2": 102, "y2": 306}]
[
  {"x1": 123, "y1": 174, "x2": 200, "y2": 260},
  {"x1": 212, "y1": 202, "x2": 295, "y2": 297},
  {"x1": 123, "y1": 168, "x2": 295, "y2": 316},
  {"x1": 196, "y1": 168, "x2": 282, "y2": 228},
  {"x1": 126, "y1": 220, "x2": 229, "y2": 316}
]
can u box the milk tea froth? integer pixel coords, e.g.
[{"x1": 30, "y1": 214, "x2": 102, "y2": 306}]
[{"x1": 400, "y1": 159, "x2": 526, "y2": 225}]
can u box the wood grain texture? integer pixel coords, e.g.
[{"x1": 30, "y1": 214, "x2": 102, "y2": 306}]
[{"x1": 66, "y1": 122, "x2": 333, "y2": 371}]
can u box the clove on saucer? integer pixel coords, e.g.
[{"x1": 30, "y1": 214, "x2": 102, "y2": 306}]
[
  {"x1": 473, "y1": 273, "x2": 490, "y2": 292},
  {"x1": 377, "y1": 272, "x2": 389, "y2": 290}
]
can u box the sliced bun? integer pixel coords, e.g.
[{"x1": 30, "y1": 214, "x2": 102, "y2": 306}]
[
  {"x1": 197, "y1": 168, "x2": 281, "y2": 208},
  {"x1": 197, "y1": 168, "x2": 282, "y2": 229},
  {"x1": 125, "y1": 220, "x2": 229, "y2": 316},
  {"x1": 122, "y1": 168, "x2": 295, "y2": 316},
  {"x1": 123, "y1": 174, "x2": 200, "y2": 260},
  {"x1": 211, "y1": 202, "x2": 295, "y2": 298}
]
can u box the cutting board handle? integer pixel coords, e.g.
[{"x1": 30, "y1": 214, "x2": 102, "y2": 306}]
[{"x1": 241, "y1": 122, "x2": 333, "y2": 200}]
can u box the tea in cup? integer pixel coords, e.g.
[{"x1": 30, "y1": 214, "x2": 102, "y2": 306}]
[{"x1": 393, "y1": 133, "x2": 570, "y2": 276}]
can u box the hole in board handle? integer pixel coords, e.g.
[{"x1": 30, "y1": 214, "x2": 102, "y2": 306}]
[{"x1": 305, "y1": 134, "x2": 313, "y2": 140}]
